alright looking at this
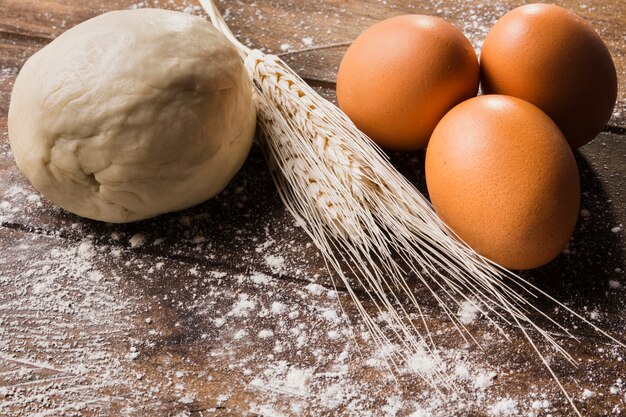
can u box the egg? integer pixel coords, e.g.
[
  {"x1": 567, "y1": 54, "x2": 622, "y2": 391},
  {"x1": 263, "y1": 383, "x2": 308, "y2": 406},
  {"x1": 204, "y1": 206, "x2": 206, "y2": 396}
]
[
  {"x1": 425, "y1": 95, "x2": 580, "y2": 270},
  {"x1": 480, "y1": 4, "x2": 617, "y2": 149},
  {"x1": 336, "y1": 15, "x2": 479, "y2": 151}
]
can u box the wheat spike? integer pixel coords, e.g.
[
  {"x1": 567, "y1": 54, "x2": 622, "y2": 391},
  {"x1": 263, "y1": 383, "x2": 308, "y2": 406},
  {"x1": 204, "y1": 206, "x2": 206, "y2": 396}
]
[{"x1": 199, "y1": 1, "x2": 624, "y2": 413}]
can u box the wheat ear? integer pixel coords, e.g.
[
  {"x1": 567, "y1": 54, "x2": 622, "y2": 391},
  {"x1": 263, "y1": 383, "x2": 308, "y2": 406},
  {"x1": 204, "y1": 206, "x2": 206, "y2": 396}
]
[{"x1": 199, "y1": 0, "x2": 624, "y2": 413}]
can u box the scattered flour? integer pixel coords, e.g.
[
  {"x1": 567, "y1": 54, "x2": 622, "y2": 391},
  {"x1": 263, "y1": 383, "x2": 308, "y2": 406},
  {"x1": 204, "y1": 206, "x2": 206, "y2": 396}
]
[
  {"x1": 265, "y1": 254, "x2": 286, "y2": 274},
  {"x1": 258, "y1": 329, "x2": 275, "y2": 339},
  {"x1": 321, "y1": 308, "x2": 339, "y2": 322},
  {"x1": 458, "y1": 299, "x2": 481, "y2": 324},
  {"x1": 271, "y1": 301, "x2": 287, "y2": 314},
  {"x1": 250, "y1": 271, "x2": 272, "y2": 285},
  {"x1": 531, "y1": 399, "x2": 550, "y2": 409},
  {"x1": 228, "y1": 294, "x2": 256, "y2": 317},
  {"x1": 582, "y1": 388, "x2": 594, "y2": 399},
  {"x1": 409, "y1": 408, "x2": 429, "y2": 417},
  {"x1": 282, "y1": 367, "x2": 313, "y2": 395},
  {"x1": 488, "y1": 398, "x2": 518, "y2": 416},
  {"x1": 305, "y1": 283, "x2": 325, "y2": 295},
  {"x1": 406, "y1": 348, "x2": 441, "y2": 375},
  {"x1": 129, "y1": 233, "x2": 146, "y2": 248},
  {"x1": 475, "y1": 372, "x2": 497, "y2": 390},
  {"x1": 233, "y1": 329, "x2": 248, "y2": 340}
]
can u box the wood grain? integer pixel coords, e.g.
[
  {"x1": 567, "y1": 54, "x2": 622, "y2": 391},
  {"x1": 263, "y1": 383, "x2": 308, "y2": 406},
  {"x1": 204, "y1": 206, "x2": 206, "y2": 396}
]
[{"x1": 0, "y1": 1, "x2": 625, "y2": 416}]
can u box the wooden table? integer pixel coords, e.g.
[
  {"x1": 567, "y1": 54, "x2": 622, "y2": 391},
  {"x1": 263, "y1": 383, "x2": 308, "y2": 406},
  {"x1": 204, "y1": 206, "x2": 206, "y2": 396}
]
[{"x1": 0, "y1": 1, "x2": 624, "y2": 416}]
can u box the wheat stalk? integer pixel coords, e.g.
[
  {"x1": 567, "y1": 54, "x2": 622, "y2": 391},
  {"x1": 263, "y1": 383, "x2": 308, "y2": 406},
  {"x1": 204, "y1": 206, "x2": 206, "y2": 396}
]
[{"x1": 199, "y1": 0, "x2": 623, "y2": 412}]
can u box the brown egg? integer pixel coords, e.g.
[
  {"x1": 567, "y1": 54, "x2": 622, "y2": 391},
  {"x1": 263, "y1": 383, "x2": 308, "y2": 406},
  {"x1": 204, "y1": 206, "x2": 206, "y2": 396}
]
[
  {"x1": 480, "y1": 4, "x2": 617, "y2": 149},
  {"x1": 425, "y1": 95, "x2": 580, "y2": 270},
  {"x1": 336, "y1": 15, "x2": 479, "y2": 151}
]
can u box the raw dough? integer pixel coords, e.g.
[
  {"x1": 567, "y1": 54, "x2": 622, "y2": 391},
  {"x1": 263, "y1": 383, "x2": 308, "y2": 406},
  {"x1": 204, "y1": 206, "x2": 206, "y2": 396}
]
[{"x1": 8, "y1": 8, "x2": 256, "y2": 223}]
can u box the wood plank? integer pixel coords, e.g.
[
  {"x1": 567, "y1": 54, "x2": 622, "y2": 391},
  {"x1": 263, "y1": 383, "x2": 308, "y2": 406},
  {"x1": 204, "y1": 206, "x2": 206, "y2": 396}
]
[
  {"x1": 0, "y1": 1, "x2": 625, "y2": 416},
  {"x1": 1, "y1": 0, "x2": 625, "y2": 125},
  {"x1": 1, "y1": 226, "x2": 625, "y2": 416}
]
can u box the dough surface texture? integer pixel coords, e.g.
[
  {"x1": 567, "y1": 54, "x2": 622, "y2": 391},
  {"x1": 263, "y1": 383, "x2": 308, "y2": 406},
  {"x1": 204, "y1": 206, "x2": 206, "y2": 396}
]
[{"x1": 9, "y1": 8, "x2": 256, "y2": 223}]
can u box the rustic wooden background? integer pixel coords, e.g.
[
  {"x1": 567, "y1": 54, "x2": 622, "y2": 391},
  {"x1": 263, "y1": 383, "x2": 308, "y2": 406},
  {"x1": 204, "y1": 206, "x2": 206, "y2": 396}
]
[{"x1": 0, "y1": 0, "x2": 625, "y2": 416}]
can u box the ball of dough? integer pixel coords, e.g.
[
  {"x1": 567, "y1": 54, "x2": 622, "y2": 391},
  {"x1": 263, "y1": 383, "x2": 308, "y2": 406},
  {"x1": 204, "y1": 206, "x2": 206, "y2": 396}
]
[{"x1": 8, "y1": 9, "x2": 256, "y2": 223}]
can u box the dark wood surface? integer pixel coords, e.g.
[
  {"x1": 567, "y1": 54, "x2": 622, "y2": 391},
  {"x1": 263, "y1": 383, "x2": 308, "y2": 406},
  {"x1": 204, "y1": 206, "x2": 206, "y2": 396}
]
[{"x1": 0, "y1": 1, "x2": 625, "y2": 416}]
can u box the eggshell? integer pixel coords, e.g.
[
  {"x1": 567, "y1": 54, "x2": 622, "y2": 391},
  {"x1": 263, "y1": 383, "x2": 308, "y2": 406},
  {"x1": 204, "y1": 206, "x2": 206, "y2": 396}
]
[
  {"x1": 480, "y1": 4, "x2": 617, "y2": 148},
  {"x1": 425, "y1": 95, "x2": 580, "y2": 270},
  {"x1": 336, "y1": 15, "x2": 479, "y2": 151}
]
